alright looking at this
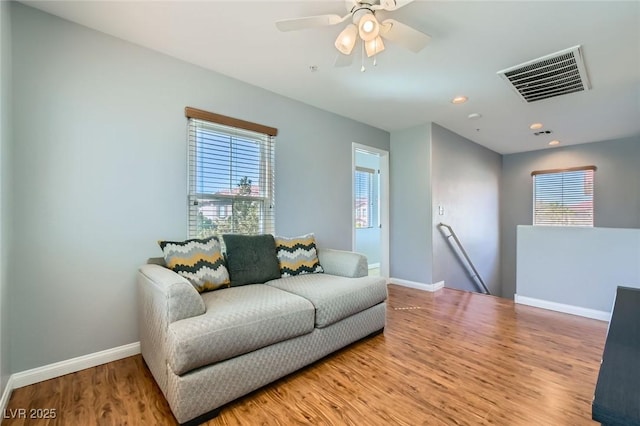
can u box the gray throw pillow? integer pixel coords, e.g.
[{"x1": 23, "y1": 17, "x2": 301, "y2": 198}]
[{"x1": 223, "y1": 234, "x2": 281, "y2": 286}]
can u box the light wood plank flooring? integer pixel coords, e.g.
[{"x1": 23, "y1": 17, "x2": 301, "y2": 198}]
[{"x1": 5, "y1": 285, "x2": 608, "y2": 425}]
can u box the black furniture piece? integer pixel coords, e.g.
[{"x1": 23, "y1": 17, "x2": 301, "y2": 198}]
[{"x1": 593, "y1": 286, "x2": 640, "y2": 426}]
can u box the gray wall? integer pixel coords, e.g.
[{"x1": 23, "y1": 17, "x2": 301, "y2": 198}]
[
  {"x1": 390, "y1": 124, "x2": 433, "y2": 284},
  {"x1": 501, "y1": 136, "x2": 640, "y2": 299},
  {"x1": 0, "y1": 0, "x2": 13, "y2": 391},
  {"x1": 517, "y1": 226, "x2": 640, "y2": 312},
  {"x1": 431, "y1": 124, "x2": 502, "y2": 295},
  {"x1": 8, "y1": 3, "x2": 389, "y2": 373}
]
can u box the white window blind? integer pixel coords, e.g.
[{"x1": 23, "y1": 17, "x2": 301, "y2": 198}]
[
  {"x1": 355, "y1": 167, "x2": 374, "y2": 228},
  {"x1": 532, "y1": 165, "x2": 596, "y2": 227},
  {"x1": 186, "y1": 108, "x2": 276, "y2": 238}
]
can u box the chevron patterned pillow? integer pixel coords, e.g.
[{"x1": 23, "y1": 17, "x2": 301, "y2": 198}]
[
  {"x1": 158, "y1": 236, "x2": 230, "y2": 293},
  {"x1": 275, "y1": 233, "x2": 324, "y2": 277}
]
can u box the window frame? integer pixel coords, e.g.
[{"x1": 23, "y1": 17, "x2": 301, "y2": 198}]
[
  {"x1": 355, "y1": 166, "x2": 377, "y2": 229},
  {"x1": 185, "y1": 107, "x2": 277, "y2": 239},
  {"x1": 531, "y1": 165, "x2": 597, "y2": 227}
]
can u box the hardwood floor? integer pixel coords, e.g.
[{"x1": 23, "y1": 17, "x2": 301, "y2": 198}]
[{"x1": 4, "y1": 285, "x2": 608, "y2": 425}]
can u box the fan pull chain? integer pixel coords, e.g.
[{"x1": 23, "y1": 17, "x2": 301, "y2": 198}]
[
  {"x1": 372, "y1": 38, "x2": 377, "y2": 67},
  {"x1": 374, "y1": 37, "x2": 379, "y2": 67},
  {"x1": 361, "y1": 40, "x2": 365, "y2": 72}
]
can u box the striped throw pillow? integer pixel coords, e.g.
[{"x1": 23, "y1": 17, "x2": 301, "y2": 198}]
[
  {"x1": 275, "y1": 233, "x2": 324, "y2": 277},
  {"x1": 158, "y1": 236, "x2": 230, "y2": 293}
]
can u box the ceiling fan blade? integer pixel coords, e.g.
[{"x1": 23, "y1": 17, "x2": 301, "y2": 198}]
[
  {"x1": 375, "y1": 0, "x2": 415, "y2": 11},
  {"x1": 379, "y1": 19, "x2": 431, "y2": 53},
  {"x1": 276, "y1": 14, "x2": 349, "y2": 32},
  {"x1": 334, "y1": 52, "x2": 354, "y2": 68}
]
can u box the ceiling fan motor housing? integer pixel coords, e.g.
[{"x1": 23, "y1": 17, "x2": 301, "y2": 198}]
[{"x1": 352, "y1": 5, "x2": 375, "y2": 22}]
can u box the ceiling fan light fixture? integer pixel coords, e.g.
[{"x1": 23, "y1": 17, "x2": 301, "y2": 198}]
[
  {"x1": 358, "y1": 13, "x2": 380, "y2": 41},
  {"x1": 334, "y1": 24, "x2": 358, "y2": 55},
  {"x1": 365, "y1": 36, "x2": 385, "y2": 57},
  {"x1": 276, "y1": 1, "x2": 429, "y2": 69}
]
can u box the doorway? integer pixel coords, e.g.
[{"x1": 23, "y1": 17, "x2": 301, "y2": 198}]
[{"x1": 352, "y1": 143, "x2": 389, "y2": 278}]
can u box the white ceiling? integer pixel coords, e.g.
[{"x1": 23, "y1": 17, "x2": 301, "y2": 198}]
[{"x1": 22, "y1": 0, "x2": 640, "y2": 154}]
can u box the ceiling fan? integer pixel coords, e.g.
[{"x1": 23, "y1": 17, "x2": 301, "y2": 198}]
[{"x1": 275, "y1": 0, "x2": 431, "y2": 67}]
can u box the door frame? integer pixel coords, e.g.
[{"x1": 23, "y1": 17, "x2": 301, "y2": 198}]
[{"x1": 352, "y1": 143, "x2": 390, "y2": 278}]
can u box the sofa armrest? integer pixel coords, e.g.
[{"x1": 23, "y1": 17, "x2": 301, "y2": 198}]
[
  {"x1": 138, "y1": 264, "x2": 205, "y2": 323},
  {"x1": 137, "y1": 264, "x2": 206, "y2": 395},
  {"x1": 317, "y1": 248, "x2": 368, "y2": 278}
]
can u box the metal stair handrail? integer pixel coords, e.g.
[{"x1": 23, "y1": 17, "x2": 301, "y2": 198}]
[{"x1": 438, "y1": 223, "x2": 490, "y2": 295}]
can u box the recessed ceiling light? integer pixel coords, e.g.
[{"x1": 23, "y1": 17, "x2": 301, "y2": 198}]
[
  {"x1": 549, "y1": 140, "x2": 560, "y2": 146},
  {"x1": 468, "y1": 113, "x2": 482, "y2": 120},
  {"x1": 530, "y1": 122, "x2": 543, "y2": 130},
  {"x1": 451, "y1": 96, "x2": 468, "y2": 104}
]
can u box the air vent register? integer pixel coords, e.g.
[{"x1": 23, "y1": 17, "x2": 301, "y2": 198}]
[{"x1": 497, "y1": 45, "x2": 591, "y2": 103}]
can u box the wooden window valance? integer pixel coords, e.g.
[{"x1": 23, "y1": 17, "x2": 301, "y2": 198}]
[
  {"x1": 531, "y1": 165, "x2": 597, "y2": 176},
  {"x1": 185, "y1": 107, "x2": 278, "y2": 137}
]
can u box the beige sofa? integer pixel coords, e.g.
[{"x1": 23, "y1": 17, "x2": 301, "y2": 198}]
[{"x1": 137, "y1": 248, "x2": 387, "y2": 425}]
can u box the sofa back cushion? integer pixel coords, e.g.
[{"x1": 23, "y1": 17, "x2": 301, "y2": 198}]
[
  {"x1": 223, "y1": 234, "x2": 281, "y2": 286},
  {"x1": 275, "y1": 233, "x2": 324, "y2": 277},
  {"x1": 158, "y1": 236, "x2": 230, "y2": 293}
]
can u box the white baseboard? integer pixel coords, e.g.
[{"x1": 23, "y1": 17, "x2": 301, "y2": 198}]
[
  {"x1": 389, "y1": 278, "x2": 444, "y2": 292},
  {"x1": 515, "y1": 295, "x2": 610, "y2": 322},
  {"x1": 11, "y1": 341, "x2": 141, "y2": 389},
  {"x1": 0, "y1": 341, "x2": 140, "y2": 414},
  {"x1": 0, "y1": 374, "x2": 16, "y2": 419}
]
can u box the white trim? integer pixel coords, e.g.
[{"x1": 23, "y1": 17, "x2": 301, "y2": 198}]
[
  {"x1": 390, "y1": 278, "x2": 444, "y2": 292},
  {"x1": 11, "y1": 342, "x2": 140, "y2": 390},
  {"x1": 515, "y1": 295, "x2": 610, "y2": 322},
  {"x1": 0, "y1": 375, "x2": 16, "y2": 418}
]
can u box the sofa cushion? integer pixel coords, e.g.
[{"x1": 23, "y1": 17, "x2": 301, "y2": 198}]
[
  {"x1": 275, "y1": 233, "x2": 324, "y2": 277},
  {"x1": 167, "y1": 284, "x2": 315, "y2": 375},
  {"x1": 223, "y1": 234, "x2": 281, "y2": 286},
  {"x1": 158, "y1": 236, "x2": 230, "y2": 293},
  {"x1": 266, "y1": 274, "x2": 387, "y2": 328}
]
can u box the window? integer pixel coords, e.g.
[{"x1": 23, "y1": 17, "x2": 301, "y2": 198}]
[
  {"x1": 186, "y1": 107, "x2": 277, "y2": 238},
  {"x1": 532, "y1": 165, "x2": 596, "y2": 226},
  {"x1": 355, "y1": 166, "x2": 376, "y2": 228}
]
